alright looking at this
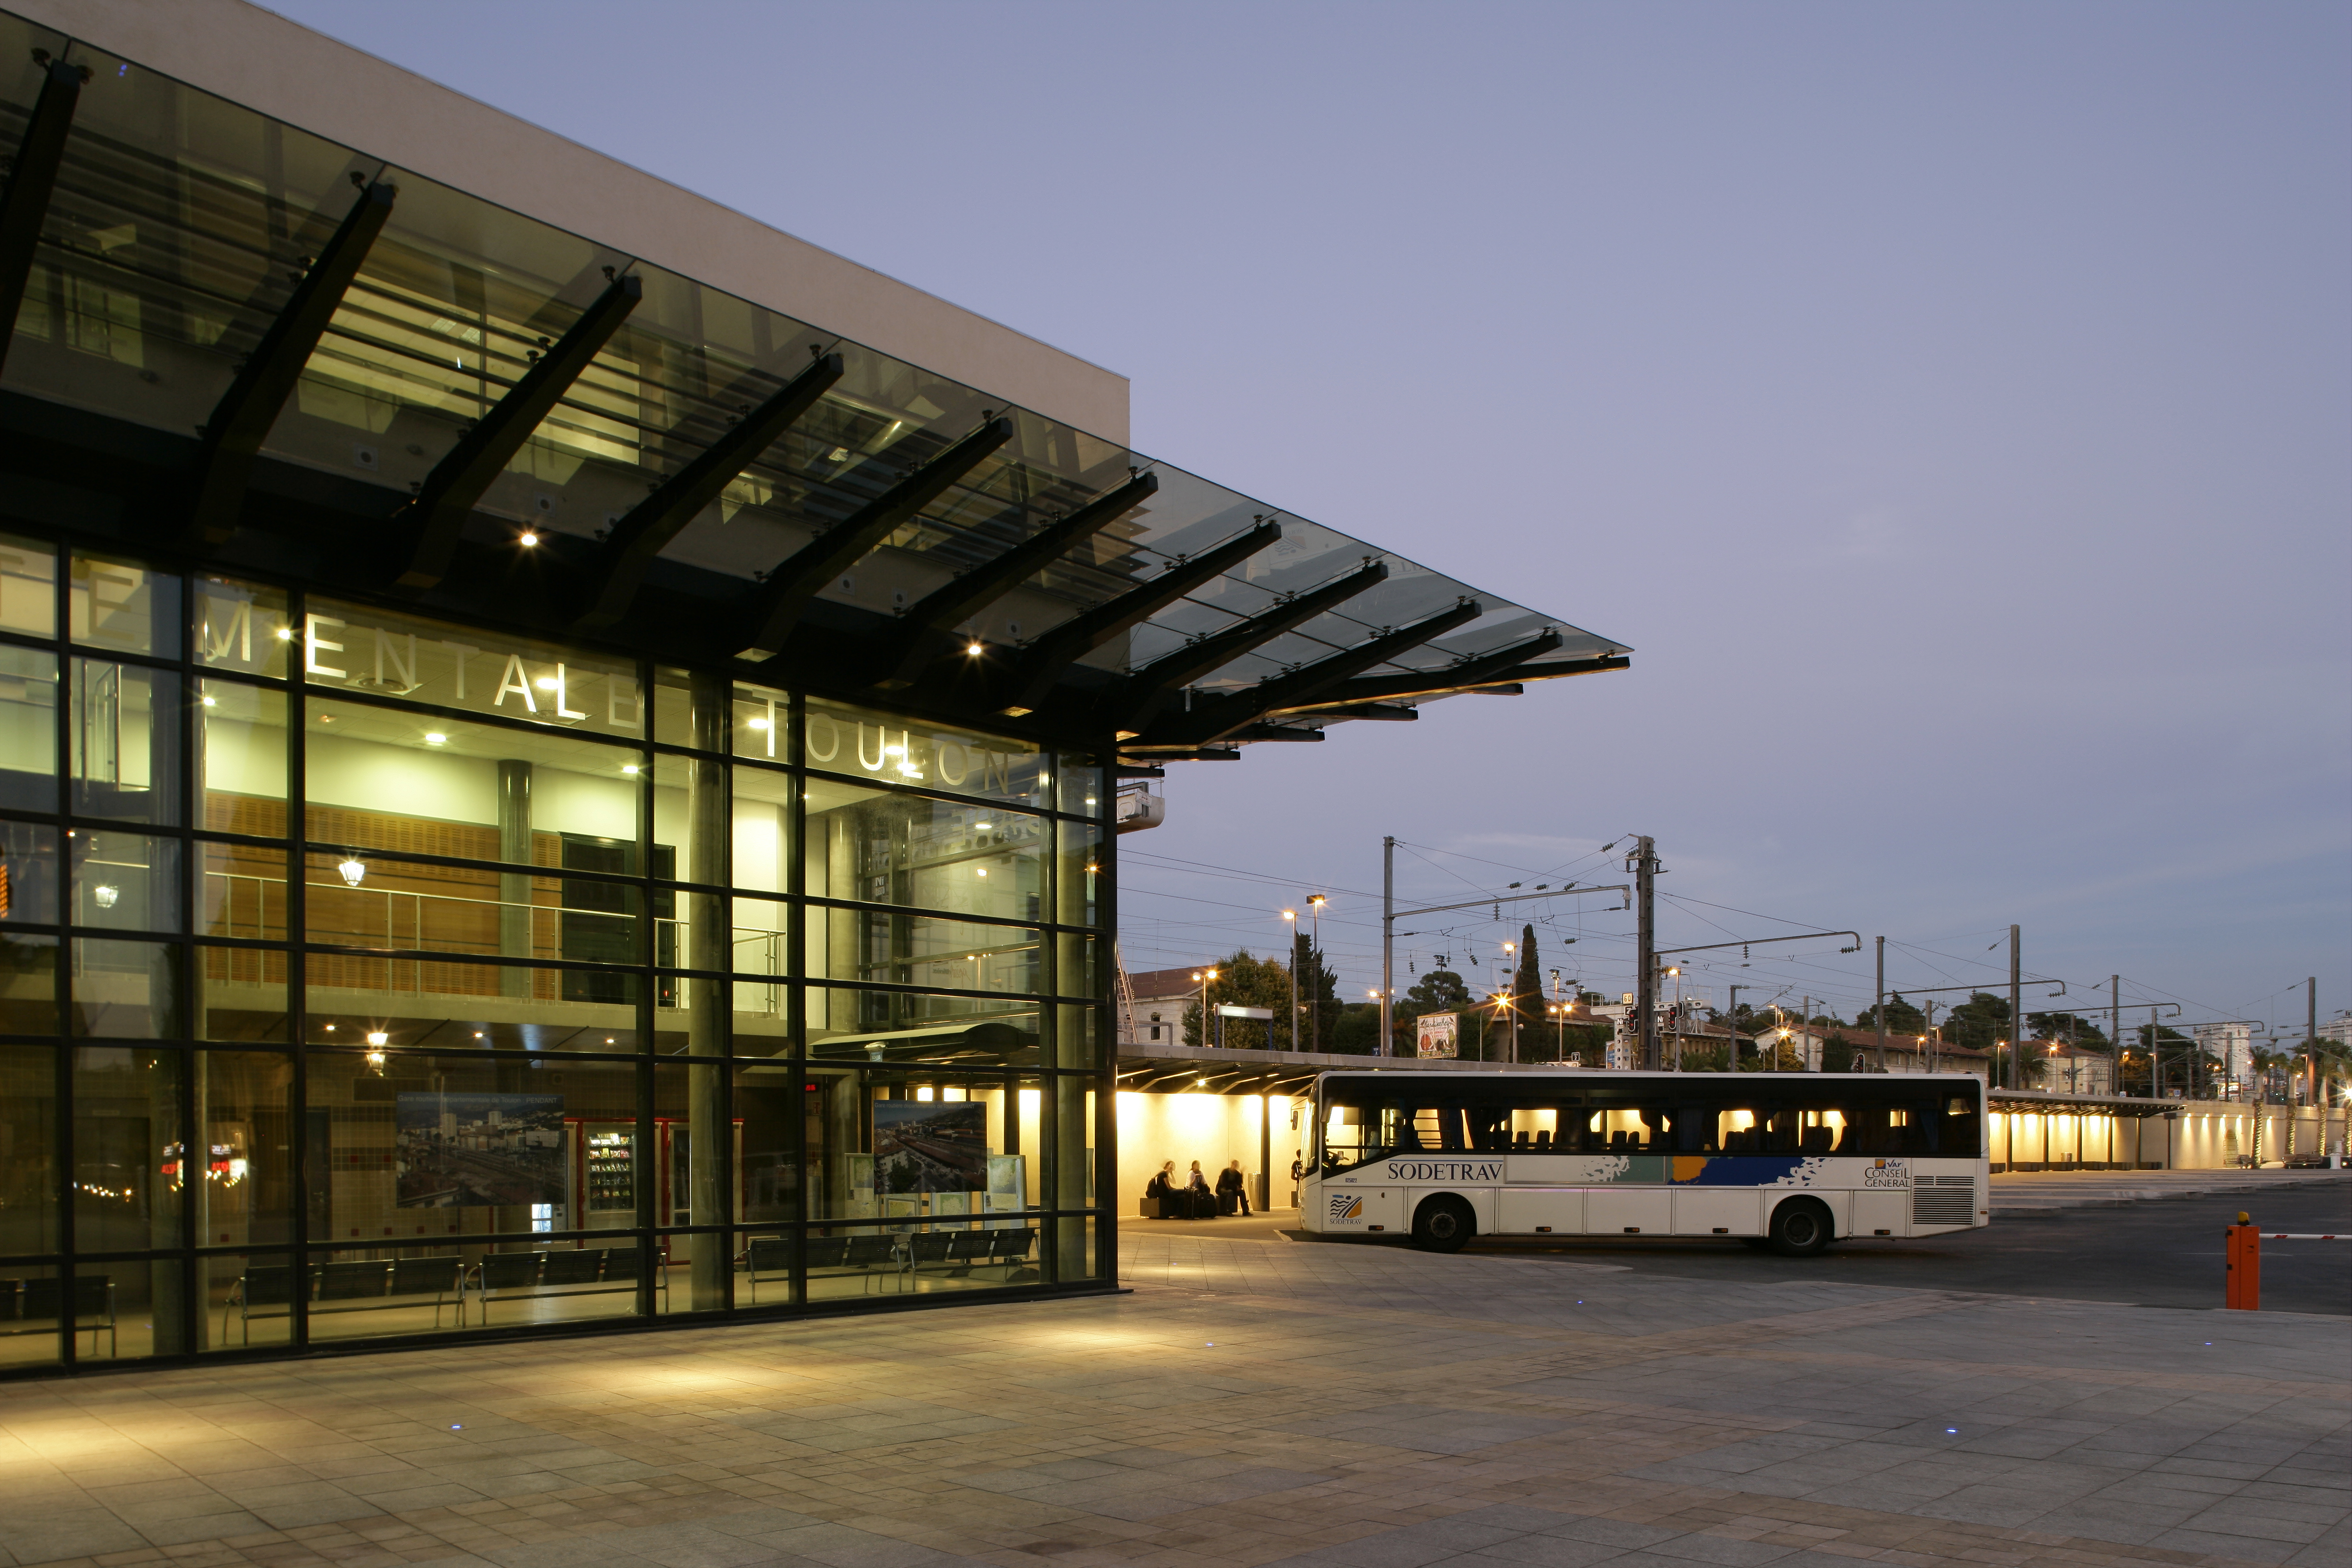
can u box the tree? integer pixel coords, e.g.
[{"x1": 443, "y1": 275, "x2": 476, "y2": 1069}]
[
  {"x1": 1854, "y1": 993, "x2": 1926, "y2": 1035},
  {"x1": 1509, "y1": 924, "x2": 1544, "y2": 1059},
  {"x1": 2124, "y1": 1021, "x2": 2216, "y2": 1095},
  {"x1": 1941, "y1": 993, "x2": 2011, "y2": 1054},
  {"x1": 1331, "y1": 1002, "x2": 1385, "y2": 1054},
  {"x1": 1292, "y1": 931, "x2": 1339, "y2": 1052},
  {"x1": 2026, "y1": 1011, "x2": 2111, "y2": 1048},
  {"x1": 1180, "y1": 949, "x2": 1292, "y2": 1048}
]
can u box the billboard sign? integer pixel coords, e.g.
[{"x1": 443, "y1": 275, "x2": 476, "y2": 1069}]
[{"x1": 1416, "y1": 1012, "x2": 1459, "y2": 1059}]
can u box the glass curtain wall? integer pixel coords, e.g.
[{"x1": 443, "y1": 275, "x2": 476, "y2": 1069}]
[{"x1": 0, "y1": 531, "x2": 1112, "y2": 1372}]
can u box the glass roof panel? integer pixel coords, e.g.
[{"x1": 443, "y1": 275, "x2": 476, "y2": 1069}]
[{"x1": 0, "y1": 21, "x2": 1629, "y2": 691}]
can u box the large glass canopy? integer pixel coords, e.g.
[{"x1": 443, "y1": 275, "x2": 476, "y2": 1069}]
[{"x1": 0, "y1": 12, "x2": 1628, "y2": 732}]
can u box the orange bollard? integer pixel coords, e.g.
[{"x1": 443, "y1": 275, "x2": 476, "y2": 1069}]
[{"x1": 2224, "y1": 1212, "x2": 2261, "y2": 1311}]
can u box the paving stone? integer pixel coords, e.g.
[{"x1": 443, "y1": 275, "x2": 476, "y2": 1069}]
[{"x1": 0, "y1": 1231, "x2": 2342, "y2": 1568}]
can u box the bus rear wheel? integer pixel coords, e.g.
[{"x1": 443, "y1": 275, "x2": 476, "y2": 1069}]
[
  {"x1": 1412, "y1": 1195, "x2": 1476, "y2": 1253},
  {"x1": 1767, "y1": 1199, "x2": 1833, "y2": 1257}
]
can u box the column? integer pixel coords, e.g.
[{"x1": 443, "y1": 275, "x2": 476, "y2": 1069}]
[
  {"x1": 496, "y1": 760, "x2": 532, "y2": 998},
  {"x1": 684, "y1": 673, "x2": 728, "y2": 1309}
]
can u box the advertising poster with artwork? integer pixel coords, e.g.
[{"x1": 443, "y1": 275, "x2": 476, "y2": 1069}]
[
  {"x1": 873, "y1": 1101, "x2": 987, "y2": 1194},
  {"x1": 1417, "y1": 1012, "x2": 1459, "y2": 1059},
  {"x1": 395, "y1": 1093, "x2": 565, "y2": 1208}
]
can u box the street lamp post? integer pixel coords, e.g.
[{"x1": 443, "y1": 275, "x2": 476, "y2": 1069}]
[
  {"x1": 1192, "y1": 967, "x2": 1219, "y2": 1048},
  {"x1": 1306, "y1": 894, "x2": 1327, "y2": 1052}
]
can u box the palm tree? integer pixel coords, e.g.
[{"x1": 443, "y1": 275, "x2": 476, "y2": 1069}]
[{"x1": 2248, "y1": 1048, "x2": 2289, "y2": 1106}]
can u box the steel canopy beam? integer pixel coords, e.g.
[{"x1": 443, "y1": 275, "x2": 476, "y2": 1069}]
[
  {"x1": 874, "y1": 469, "x2": 1159, "y2": 688},
  {"x1": 1160, "y1": 598, "x2": 1483, "y2": 745},
  {"x1": 1285, "y1": 702, "x2": 1418, "y2": 722},
  {"x1": 1104, "y1": 558, "x2": 1388, "y2": 735},
  {"x1": 1266, "y1": 635, "x2": 1625, "y2": 714},
  {"x1": 735, "y1": 416, "x2": 1013, "y2": 660},
  {"x1": 1116, "y1": 747, "x2": 1240, "y2": 764},
  {"x1": 997, "y1": 519, "x2": 1281, "y2": 716},
  {"x1": 572, "y1": 351, "x2": 842, "y2": 631},
  {"x1": 1204, "y1": 723, "x2": 1324, "y2": 743},
  {"x1": 393, "y1": 272, "x2": 642, "y2": 590},
  {"x1": 0, "y1": 57, "x2": 86, "y2": 384},
  {"x1": 185, "y1": 180, "x2": 396, "y2": 547}
]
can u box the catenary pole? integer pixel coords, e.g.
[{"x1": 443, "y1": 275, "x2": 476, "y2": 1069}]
[
  {"x1": 1633, "y1": 836, "x2": 1658, "y2": 1070},
  {"x1": 2009, "y1": 925, "x2": 2022, "y2": 1090},
  {"x1": 1875, "y1": 936, "x2": 1888, "y2": 1072},
  {"x1": 1381, "y1": 837, "x2": 1395, "y2": 1056},
  {"x1": 2309, "y1": 976, "x2": 2319, "y2": 1104},
  {"x1": 2111, "y1": 975, "x2": 2122, "y2": 1094}
]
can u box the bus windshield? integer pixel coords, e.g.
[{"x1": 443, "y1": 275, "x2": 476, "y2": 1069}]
[{"x1": 1317, "y1": 1076, "x2": 1982, "y2": 1176}]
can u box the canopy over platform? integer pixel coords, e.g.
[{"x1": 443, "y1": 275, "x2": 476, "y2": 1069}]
[{"x1": 0, "y1": 9, "x2": 1629, "y2": 759}]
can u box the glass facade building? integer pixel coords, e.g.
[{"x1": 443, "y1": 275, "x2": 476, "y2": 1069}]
[
  {"x1": 0, "y1": 542, "x2": 1110, "y2": 1367},
  {"x1": 0, "y1": 4, "x2": 1624, "y2": 1371}
]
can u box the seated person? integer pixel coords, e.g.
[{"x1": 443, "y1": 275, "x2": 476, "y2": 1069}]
[
  {"x1": 1214, "y1": 1160, "x2": 1251, "y2": 1216},
  {"x1": 1143, "y1": 1161, "x2": 1178, "y2": 1216}
]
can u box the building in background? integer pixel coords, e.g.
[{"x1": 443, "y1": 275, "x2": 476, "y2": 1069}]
[
  {"x1": 0, "y1": 0, "x2": 1627, "y2": 1373},
  {"x1": 2032, "y1": 1044, "x2": 2116, "y2": 1097},
  {"x1": 2196, "y1": 1023, "x2": 2254, "y2": 1097},
  {"x1": 1119, "y1": 967, "x2": 1209, "y2": 1046}
]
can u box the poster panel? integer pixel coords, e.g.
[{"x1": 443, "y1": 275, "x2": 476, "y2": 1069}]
[
  {"x1": 395, "y1": 1092, "x2": 565, "y2": 1208},
  {"x1": 873, "y1": 1101, "x2": 987, "y2": 1194},
  {"x1": 1416, "y1": 1012, "x2": 1459, "y2": 1059}
]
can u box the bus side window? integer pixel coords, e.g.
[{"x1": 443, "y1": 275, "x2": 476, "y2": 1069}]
[
  {"x1": 1717, "y1": 1106, "x2": 1760, "y2": 1153},
  {"x1": 1939, "y1": 1094, "x2": 1981, "y2": 1157}
]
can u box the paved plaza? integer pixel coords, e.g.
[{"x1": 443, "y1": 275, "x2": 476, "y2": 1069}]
[{"x1": 0, "y1": 1224, "x2": 2344, "y2": 1568}]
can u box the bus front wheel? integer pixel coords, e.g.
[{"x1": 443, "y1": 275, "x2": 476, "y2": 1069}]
[
  {"x1": 1412, "y1": 1195, "x2": 1476, "y2": 1253},
  {"x1": 1767, "y1": 1199, "x2": 1834, "y2": 1257}
]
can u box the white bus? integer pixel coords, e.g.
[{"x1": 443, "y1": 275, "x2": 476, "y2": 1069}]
[{"x1": 1303, "y1": 1070, "x2": 1988, "y2": 1255}]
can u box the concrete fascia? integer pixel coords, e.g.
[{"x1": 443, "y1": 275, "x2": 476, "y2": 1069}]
[{"x1": 15, "y1": 0, "x2": 1131, "y2": 443}]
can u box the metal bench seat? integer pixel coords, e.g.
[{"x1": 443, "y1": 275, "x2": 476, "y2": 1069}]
[
  {"x1": 225, "y1": 1258, "x2": 467, "y2": 1342},
  {"x1": 1, "y1": 1275, "x2": 116, "y2": 1356},
  {"x1": 471, "y1": 1247, "x2": 664, "y2": 1323}
]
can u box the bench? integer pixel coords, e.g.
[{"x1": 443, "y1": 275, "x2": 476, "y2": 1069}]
[
  {"x1": 224, "y1": 1259, "x2": 467, "y2": 1342},
  {"x1": 911, "y1": 1225, "x2": 1036, "y2": 1284},
  {"x1": 472, "y1": 1247, "x2": 664, "y2": 1323},
  {"x1": 0, "y1": 1275, "x2": 115, "y2": 1356},
  {"x1": 313, "y1": 1258, "x2": 468, "y2": 1331},
  {"x1": 745, "y1": 1233, "x2": 914, "y2": 1300},
  {"x1": 744, "y1": 1235, "x2": 792, "y2": 1304}
]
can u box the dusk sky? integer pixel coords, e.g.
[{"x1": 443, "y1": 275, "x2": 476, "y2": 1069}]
[{"x1": 272, "y1": 1, "x2": 2350, "y2": 1037}]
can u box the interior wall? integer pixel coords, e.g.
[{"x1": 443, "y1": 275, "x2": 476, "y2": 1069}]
[
  {"x1": 1115, "y1": 1091, "x2": 1300, "y2": 1214},
  {"x1": 304, "y1": 733, "x2": 637, "y2": 840}
]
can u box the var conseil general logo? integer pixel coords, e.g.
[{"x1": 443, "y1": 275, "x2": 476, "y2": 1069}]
[{"x1": 1328, "y1": 1194, "x2": 1364, "y2": 1222}]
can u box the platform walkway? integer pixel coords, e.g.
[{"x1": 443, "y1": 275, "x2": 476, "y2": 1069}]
[
  {"x1": 1989, "y1": 1169, "x2": 2351, "y2": 1216},
  {"x1": 0, "y1": 1225, "x2": 2341, "y2": 1568}
]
